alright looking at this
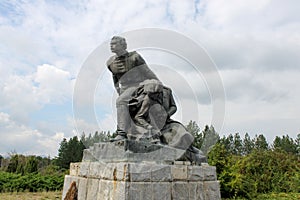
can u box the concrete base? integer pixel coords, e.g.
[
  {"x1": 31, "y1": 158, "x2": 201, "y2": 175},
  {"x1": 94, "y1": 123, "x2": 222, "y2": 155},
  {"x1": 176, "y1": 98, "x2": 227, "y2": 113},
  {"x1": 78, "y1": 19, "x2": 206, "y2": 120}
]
[{"x1": 62, "y1": 161, "x2": 221, "y2": 200}]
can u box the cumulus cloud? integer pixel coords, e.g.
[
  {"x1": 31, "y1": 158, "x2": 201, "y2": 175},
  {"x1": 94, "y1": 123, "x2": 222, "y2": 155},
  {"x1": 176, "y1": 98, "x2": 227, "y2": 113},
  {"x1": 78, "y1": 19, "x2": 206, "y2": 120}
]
[
  {"x1": 34, "y1": 64, "x2": 74, "y2": 104},
  {"x1": 0, "y1": 112, "x2": 63, "y2": 157},
  {"x1": 0, "y1": 63, "x2": 73, "y2": 122},
  {"x1": 0, "y1": 0, "x2": 300, "y2": 156}
]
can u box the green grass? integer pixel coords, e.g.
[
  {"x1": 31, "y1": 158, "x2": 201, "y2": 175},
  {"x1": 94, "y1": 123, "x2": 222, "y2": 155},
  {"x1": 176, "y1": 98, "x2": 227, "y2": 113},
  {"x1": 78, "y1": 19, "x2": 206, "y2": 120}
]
[
  {"x1": 0, "y1": 191, "x2": 61, "y2": 200},
  {"x1": 223, "y1": 193, "x2": 300, "y2": 200},
  {"x1": 255, "y1": 193, "x2": 300, "y2": 200},
  {"x1": 1, "y1": 192, "x2": 299, "y2": 200}
]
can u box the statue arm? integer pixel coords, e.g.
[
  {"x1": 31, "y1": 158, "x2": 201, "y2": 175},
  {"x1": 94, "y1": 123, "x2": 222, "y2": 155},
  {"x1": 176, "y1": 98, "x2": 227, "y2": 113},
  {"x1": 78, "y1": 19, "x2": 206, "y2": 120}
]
[
  {"x1": 167, "y1": 90, "x2": 177, "y2": 117},
  {"x1": 107, "y1": 58, "x2": 120, "y2": 94},
  {"x1": 112, "y1": 75, "x2": 120, "y2": 94}
]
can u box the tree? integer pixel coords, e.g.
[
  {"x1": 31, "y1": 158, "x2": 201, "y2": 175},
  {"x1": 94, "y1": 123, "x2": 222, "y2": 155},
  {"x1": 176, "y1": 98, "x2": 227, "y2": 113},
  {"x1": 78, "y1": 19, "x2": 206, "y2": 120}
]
[
  {"x1": 55, "y1": 136, "x2": 85, "y2": 169},
  {"x1": 243, "y1": 133, "x2": 254, "y2": 155},
  {"x1": 0, "y1": 154, "x2": 3, "y2": 167},
  {"x1": 186, "y1": 120, "x2": 203, "y2": 149},
  {"x1": 233, "y1": 132, "x2": 243, "y2": 155},
  {"x1": 7, "y1": 154, "x2": 19, "y2": 173},
  {"x1": 253, "y1": 134, "x2": 268, "y2": 151},
  {"x1": 207, "y1": 142, "x2": 233, "y2": 198},
  {"x1": 81, "y1": 131, "x2": 110, "y2": 148},
  {"x1": 296, "y1": 133, "x2": 300, "y2": 155},
  {"x1": 273, "y1": 135, "x2": 297, "y2": 154},
  {"x1": 226, "y1": 150, "x2": 300, "y2": 198},
  {"x1": 24, "y1": 156, "x2": 38, "y2": 174},
  {"x1": 220, "y1": 134, "x2": 234, "y2": 154},
  {"x1": 200, "y1": 125, "x2": 220, "y2": 155}
]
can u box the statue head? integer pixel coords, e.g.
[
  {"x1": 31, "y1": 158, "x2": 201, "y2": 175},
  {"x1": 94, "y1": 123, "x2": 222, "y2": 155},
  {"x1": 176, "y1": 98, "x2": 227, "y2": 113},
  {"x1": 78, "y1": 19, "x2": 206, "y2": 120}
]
[{"x1": 110, "y1": 36, "x2": 127, "y2": 54}]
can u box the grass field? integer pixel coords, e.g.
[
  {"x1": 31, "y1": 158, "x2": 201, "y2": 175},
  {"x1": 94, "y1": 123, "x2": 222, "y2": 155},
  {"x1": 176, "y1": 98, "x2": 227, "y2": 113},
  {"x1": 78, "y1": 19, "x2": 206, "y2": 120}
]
[
  {"x1": 0, "y1": 192, "x2": 299, "y2": 200},
  {"x1": 0, "y1": 191, "x2": 61, "y2": 200},
  {"x1": 223, "y1": 193, "x2": 300, "y2": 200}
]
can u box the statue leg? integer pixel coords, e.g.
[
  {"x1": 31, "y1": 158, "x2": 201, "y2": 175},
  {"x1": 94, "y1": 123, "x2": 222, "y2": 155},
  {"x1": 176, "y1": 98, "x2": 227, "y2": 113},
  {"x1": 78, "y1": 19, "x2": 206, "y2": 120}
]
[
  {"x1": 111, "y1": 87, "x2": 137, "y2": 141},
  {"x1": 132, "y1": 95, "x2": 163, "y2": 143},
  {"x1": 116, "y1": 104, "x2": 130, "y2": 136}
]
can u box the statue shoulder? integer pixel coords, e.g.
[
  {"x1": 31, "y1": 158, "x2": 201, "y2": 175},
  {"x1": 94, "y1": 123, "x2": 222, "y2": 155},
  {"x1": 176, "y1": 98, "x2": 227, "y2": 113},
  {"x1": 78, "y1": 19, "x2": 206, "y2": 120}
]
[
  {"x1": 128, "y1": 51, "x2": 141, "y2": 58},
  {"x1": 163, "y1": 86, "x2": 172, "y2": 92},
  {"x1": 106, "y1": 55, "x2": 116, "y2": 67},
  {"x1": 128, "y1": 51, "x2": 146, "y2": 65}
]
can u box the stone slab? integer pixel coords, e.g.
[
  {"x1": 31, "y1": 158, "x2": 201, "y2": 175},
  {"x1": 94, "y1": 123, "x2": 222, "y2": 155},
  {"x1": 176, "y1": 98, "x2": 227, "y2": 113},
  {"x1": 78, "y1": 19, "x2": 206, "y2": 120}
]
[
  {"x1": 188, "y1": 182, "x2": 204, "y2": 200},
  {"x1": 82, "y1": 140, "x2": 186, "y2": 163},
  {"x1": 187, "y1": 165, "x2": 217, "y2": 181},
  {"x1": 86, "y1": 178, "x2": 99, "y2": 200},
  {"x1": 151, "y1": 165, "x2": 172, "y2": 182},
  {"x1": 172, "y1": 182, "x2": 189, "y2": 200},
  {"x1": 128, "y1": 182, "x2": 152, "y2": 200},
  {"x1": 69, "y1": 162, "x2": 80, "y2": 176},
  {"x1": 62, "y1": 175, "x2": 87, "y2": 200},
  {"x1": 171, "y1": 165, "x2": 188, "y2": 180},
  {"x1": 97, "y1": 180, "x2": 127, "y2": 200},
  {"x1": 203, "y1": 181, "x2": 221, "y2": 200},
  {"x1": 78, "y1": 162, "x2": 90, "y2": 177},
  {"x1": 153, "y1": 182, "x2": 171, "y2": 200}
]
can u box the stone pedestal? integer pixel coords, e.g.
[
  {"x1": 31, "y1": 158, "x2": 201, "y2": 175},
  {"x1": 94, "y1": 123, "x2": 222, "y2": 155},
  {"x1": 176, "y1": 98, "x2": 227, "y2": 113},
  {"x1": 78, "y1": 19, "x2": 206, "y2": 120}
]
[{"x1": 62, "y1": 141, "x2": 221, "y2": 200}]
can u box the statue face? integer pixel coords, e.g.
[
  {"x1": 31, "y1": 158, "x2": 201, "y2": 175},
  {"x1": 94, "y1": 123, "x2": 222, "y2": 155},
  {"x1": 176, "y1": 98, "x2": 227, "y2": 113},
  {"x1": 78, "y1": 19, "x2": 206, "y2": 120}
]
[{"x1": 110, "y1": 39, "x2": 124, "y2": 53}]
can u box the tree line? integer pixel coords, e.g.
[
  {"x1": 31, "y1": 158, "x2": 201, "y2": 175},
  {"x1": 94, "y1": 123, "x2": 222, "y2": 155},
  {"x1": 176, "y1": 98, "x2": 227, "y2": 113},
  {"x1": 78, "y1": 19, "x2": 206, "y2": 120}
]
[
  {"x1": 0, "y1": 131, "x2": 112, "y2": 192},
  {"x1": 186, "y1": 121, "x2": 300, "y2": 199},
  {"x1": 0, "y1": 123, "x2": 299, "y2": 197}
]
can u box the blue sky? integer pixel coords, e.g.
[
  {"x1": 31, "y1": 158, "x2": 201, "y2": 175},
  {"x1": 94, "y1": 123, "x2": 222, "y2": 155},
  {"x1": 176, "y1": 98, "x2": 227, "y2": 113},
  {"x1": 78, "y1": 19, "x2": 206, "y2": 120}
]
[{"x1": 0, "y1": 0, "x2": 300, "y2": 156}]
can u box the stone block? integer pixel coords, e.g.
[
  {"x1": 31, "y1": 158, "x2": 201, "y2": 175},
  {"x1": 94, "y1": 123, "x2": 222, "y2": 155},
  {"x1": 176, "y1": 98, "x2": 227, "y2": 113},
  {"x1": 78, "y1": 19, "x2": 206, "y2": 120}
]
[
  {"x1": 187, "y1": 165, "x2": 202, "y2": 181},
  {"x1": 201, "y1": 165, "x2": 217, "y2": 181},
  {"x1": 129, "y1": 163, "x2": 152, "y2": 182},
  {"x1": 101, "y1": 163, "x2": 129, "y2": 181},
  {"x1": 153, "y1": 182, "x2": 171, "y2": 200},
  {"x1": 86, "y1": 178, "x2": 99, "y2": 200},
  {"x1": 82, "y1": 149, "x2": 96, "y2": 161},
  {"x1": 101, "y1": 163, "x2": 116, "y2": 180},
  {"x1": 116, "y1": 163, "x2": 130, "y2": 181},
  {"x1": 189, "y1": 182, "x2": 204, "y2": 200},
  {"x1": 203, "y1": 181, "x2": 221, "y2": 200},
  {"x1": 198, "y1": 182, "x2": 205, "y2": 200},
  {"x1": 98, "y1": 179, "x2": 111, "y2": 200},
  {"x1": 62, "y1": 175, "x2": 79, "y2": 199},
  {"x1": 128, "y1": 182, "x2": 152, "y2": 200},
  {"x1": 98, "y1": 180, "x2": 128, "y2": 200},
  {"x1": 174, "y1": 161, "x2": 191, "y2": 165},
  {"x1": 77, "y1": 177, "x2": 88, "y2": 200},
  {"x1": 63, "y1": 176, "x2": 88, "y2": 200},
  {"x1": 82, "y1": 141, "x2": 186, "y2": 163},
  {"x1": 151, "y1": 165, "x2": 172, "y2": 182},
  {"x1": 70, "y1": 163, "x2": 80, "y2": 176},
  {"x1": 187, "y1": 165, "x2": 217, "y2": 181},
  {"x1": 88, "y1": 162, "x2": 104, "y2": 178},
  {"x1": 171, "y1": 165, "x2": 187, "y2": 180},
  {"x1": 78, "y1": 162, "x2": 90, "y2": 177},
  {"x1": 172, "y1": 182, "x2": 189, "y2": 200}
]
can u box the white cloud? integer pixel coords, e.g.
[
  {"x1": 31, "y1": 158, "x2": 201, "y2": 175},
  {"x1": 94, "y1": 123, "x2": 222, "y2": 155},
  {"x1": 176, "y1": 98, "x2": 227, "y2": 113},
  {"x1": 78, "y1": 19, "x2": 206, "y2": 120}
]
[
  {"x1": 0, "y1": 112, "x2": 64, "y2": 157},
  {"x1": 34, "y1": 64, "x2": 74, "y2": 104},
  {"x1": 0, "y1": 0, "x2": 300, "y2": 156},
  {"x1": 0, "y1": 63, "x2": 73, "y2": 122},
  {"x1": 1, "y1": 74, "x2": 40, "y2": 122}
]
